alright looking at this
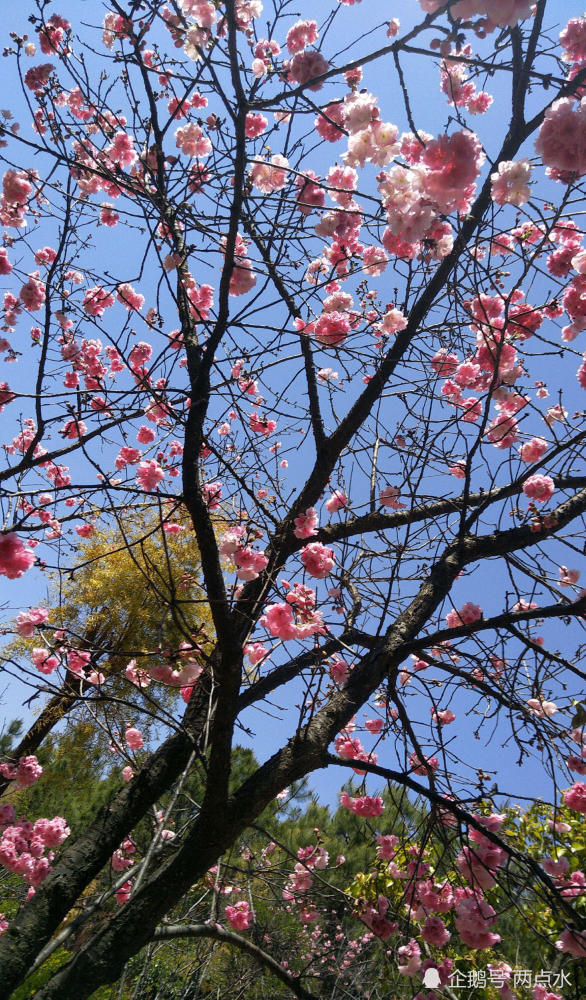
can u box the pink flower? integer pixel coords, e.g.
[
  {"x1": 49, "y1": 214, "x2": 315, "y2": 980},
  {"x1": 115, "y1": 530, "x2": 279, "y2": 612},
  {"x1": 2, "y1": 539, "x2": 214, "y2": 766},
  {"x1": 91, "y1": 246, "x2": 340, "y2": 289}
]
[
  {"x1": 115, "y1": 881, "x2": 132, "y2": 905},
  {"x1": 175, "y1": 123, "x2": 212, "y2": 159},
  {"x1": 409, "y1": 751, "x2": 439, "y2": 775},
  {"x1": 234, "y1": 546, "x2": 268, "y2": 581},
  {"x1": 244, "y1": 112, "x2": 268, "y2": 138},
  {"x1": 491, "y1": 158, "x2": 532, "y2": 206},
  {"x1": 82, "y1": 286, "x2": 115, "y2": 317},
  {"x1": 518, "y1": 437, "x2": 548, "y2": 463},
  {"x1": 301, "y1": 542, "x2": 335, "y2": 579},
  {"x1": 287, "y1": 50, "x2": 329, "y2": 90},
  {"x1": 556, "y1": 927, "x2": 586, "y2": 958},
  {"x1": 202, "y1": 481, "x2": 222, "y2": 509},
  {"x1": 0, "y1": 755, "x2": 43, "y2": 789},
  {"x1": 379, "y1": 485, "x2": 406, "y2": 509},
  {"x1": 117, "y1": 283, "x2": 144, "y2": 312},
  {"x1": 225, "y1": 900, "x2": 252, "y2": 930},
  {"x1": 559, "y1": 566, "x2": 580, "y2": 586},
  {"x1": 563, "y1": 782, "x2": 586, "y2": 814},
  {"x1": 125, "y1": 727, "x2": 144, "y2": 751},
  {"x1": 115, "y1": 446, "x2": 142, "y2": 470},
  {"x1": 422, "y1": 915, "x2": 451, "y2": 947},
  {"x1": 376, "y1": 834, "x2": 398, "y2": 860},
  {"x1": 136, "y1": 460, "x2": 165, "y2": 492},
  {"x1": 535, "y1": 97, "x2": 586, "y2": 177},
  {"x1": 365, "y1": 718, "x2": 383, "y2": 734},
  {"x1": 20, "y1": 275, "x2": 46, "y2": 311},
  {"x1": 15, "y1": 606, "x2": 49, "y2": 638},
  {"x1": 523, "y1": 475, "x2": 555, "y2": 504},
  {"x1": 445, "y1": 602, "x2": 482, "y2": 628},
  {"x1": 137, "y1": 425, "x2": 156, "y2": 444},
  {"x1": 340, "y1": 792, "x2": 384, "y2": 817},
  {"x1": 329, "y1": 657, "x2": 349, "y2": 684},
  {"x1": 433, "y1": 708, "x2": 456, "y2": 725},
  {"x1": 31, "y1": 648, "x2": 59, "y2": 675},
  {"x1": 454, "y1": 890, "x2": 501, "y2": 950},
  {"x1": 313, "y1": 311, "x2": 351, "y2": 348},
  {"x1": 0, "y1": 534, "x2": 35, "y2": 579},
  {"x1": 397, "y1": 938, "x2": 421, "y2": 977},
  {"x1": 325, "y1": 490, "x2": 347, "y2": 513},
  {"x1": 526, "y1": 698, "x2": 557, "y2": 717},
  {"x1": 286, "y1": 19, "x2": 318, "y2": 55},
  {"x1": 250, "y1": 155, "x2": 289, "y2": 193},
  {"x1": 261, "y1": 603, "x2": 299, "y2": 640},
  {"x1": 249, "y1": 412, "x2": 276, "y2": 435},
  {"x1": 244, "y1": 642, "x2": 269, "y2": 666},
  {"x1": 293, "y1": 507, "x2": 319, "y2": 539}
]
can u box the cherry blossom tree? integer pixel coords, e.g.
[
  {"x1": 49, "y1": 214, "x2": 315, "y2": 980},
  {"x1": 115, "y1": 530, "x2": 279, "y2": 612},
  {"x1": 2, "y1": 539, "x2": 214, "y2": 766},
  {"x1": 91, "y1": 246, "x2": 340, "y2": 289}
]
[{"x1": 1, "y1": 1, "x2": 586, "y2": 997}]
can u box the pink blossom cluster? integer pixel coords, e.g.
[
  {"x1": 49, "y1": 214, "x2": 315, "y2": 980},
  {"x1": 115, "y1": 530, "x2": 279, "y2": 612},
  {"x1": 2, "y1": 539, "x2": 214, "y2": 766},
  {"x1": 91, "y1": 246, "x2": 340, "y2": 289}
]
[
  {"x1": 15, "y1": 606, "x2": 49, "y2": 637},
  {"x1": 0, "y1": 533, "x2": 36, "y2": 579},
  {"x1": 20, "y1": 273, "x2": 46, "y2": 312},
  {"x1": 285, "y1": 19, "x2": 318, "y2": 55},
  {"x1": 286, "y1": 50, "x2": 329, "y2": 91},
  {"x1": 359, "y1": 895, "x2": 398, "y2": 940},
  {"x1": 440, "y1": 45, "x2": 493, "y2": 115},
  {"x1": 251, "y1": 37, "x2": 281, "y2": 77},
  {"x1": 409, "y1": 752, "x2": 439, "y2": 775},
  {"x1": 562, "y1": 274, "x2": 586, "y2": 340},
  {"x1": 518, "y1": 437, "x2": 548, "y2": 464},
  {"x1": 1, "y1": 169, "x2": 36, "y2": 228},
  {"x1": 24, "y1": 63, "x2": 54, "y2": 94},
  {"x1": 82, "y1": 285, "x2": 115, "y2": 317},
  {"x1": 535, "y1": 97, "x2": 586, "y2": 179},
  {"x1": 38, "y1": 13, "x2": 71, "y2": 55},
  {"x1": 102, "y1": 12, "x2": 132, "y2": 49},
  {"x1": 228, "y1": 233, "x2": 257, "y2": 296},
  {"x1": 563, "y1": 781, "x2": 586, "y2": 814},
  {"x1": 293, "y1": 507, "x2": 319, "y2": 539},
  {"x1": 378, "y1": 130, "x2": 484, "y2": 256},
  {"x1": 523, "y1": 474, "x2": 555, "y2": 504},
  {"x1": 422, "y1": 914, "x2": 451, "y2": 947},
  {"x1": 491, "y1": 159, "x2": 532, "y2": 207},
  {"x1": 556, "y1": 927, "x2": 586, "y2": 958},
  {"x1": 300, "y1": 541, "x2": 335, "y2": 579},
  {"x1": 234, "y1": 545, "x2": 269, "y2": 581},
  {"x1": 329, "y1": 656, "x2": 350, "y2": 684},
  {"x1": 325, "y1": 490, "x2": 347, "y2": 513},
  {"x1": 0, "y1": 755, "x2": 43, "y2": 789},
  {"x1": 225, "y1": 900, "x2": 252, "y2": 930},
  {"x1": 339, "y1": 792, "x2": 384, "y2": 816},
  {"x1": 0, "y1": 809, "x2": 70, "y2": 888},
  {"x1": 295, "y1": 170, "x2": 325, "y2": 215},
  {"x1": 379, "y1": 485, "x2": 406, "y2": 509},
  {"x1": 136, "y1": 459, "x2": 165, "y2": 492},
  {"x1": 397, "y1": 936, "x2": 421, "y2": 976},
  {"x1": 454, "y1": 888, "x2": 501, "y2": 949},
  {"x1": 116, "y1": 282, "x2": 144, "y2": 312},
  {"x1": 111, "y1": 837, "x2": 136, "y2": 872},
  {"x1": 455, "y1": 814, "x2": 508, "y2": 890},
  {"x1": 175, "y1": 122, "x2": 212, "y2": 159},
  {"x1": 148, "y1": 649, "x2": 203, "y2": 690},
  {"x1": 334, "y1": 732, "x2": 377, "y2": 774},
  {"x1": 250, "y1": 154, "x2": 289, "y2": 194},
  {"x1": 31, "y1": 647, "x2": 59, "y2": 675},
  {"x1": 419, "y1": 0, "x2": 533, "y2": 31},
  {"x1": 261, "y1": 598, "x2": 325, "y2": 641},
  {"x1": 445, "y1": 602, "x2": 482, "y2": 628},
  {"x1": 125, "y1": 727, "x2": 144, "y2": 751},
  {"x1": 560, "y1": 17, "x2": 586, "y2": 66}
]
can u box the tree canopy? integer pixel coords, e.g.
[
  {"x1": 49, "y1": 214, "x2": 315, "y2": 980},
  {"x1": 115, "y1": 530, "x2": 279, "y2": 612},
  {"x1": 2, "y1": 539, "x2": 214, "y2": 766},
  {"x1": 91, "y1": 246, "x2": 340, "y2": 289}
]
[{"x1": 0, "y1": 1, "x2": 586, "y2": 998}]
